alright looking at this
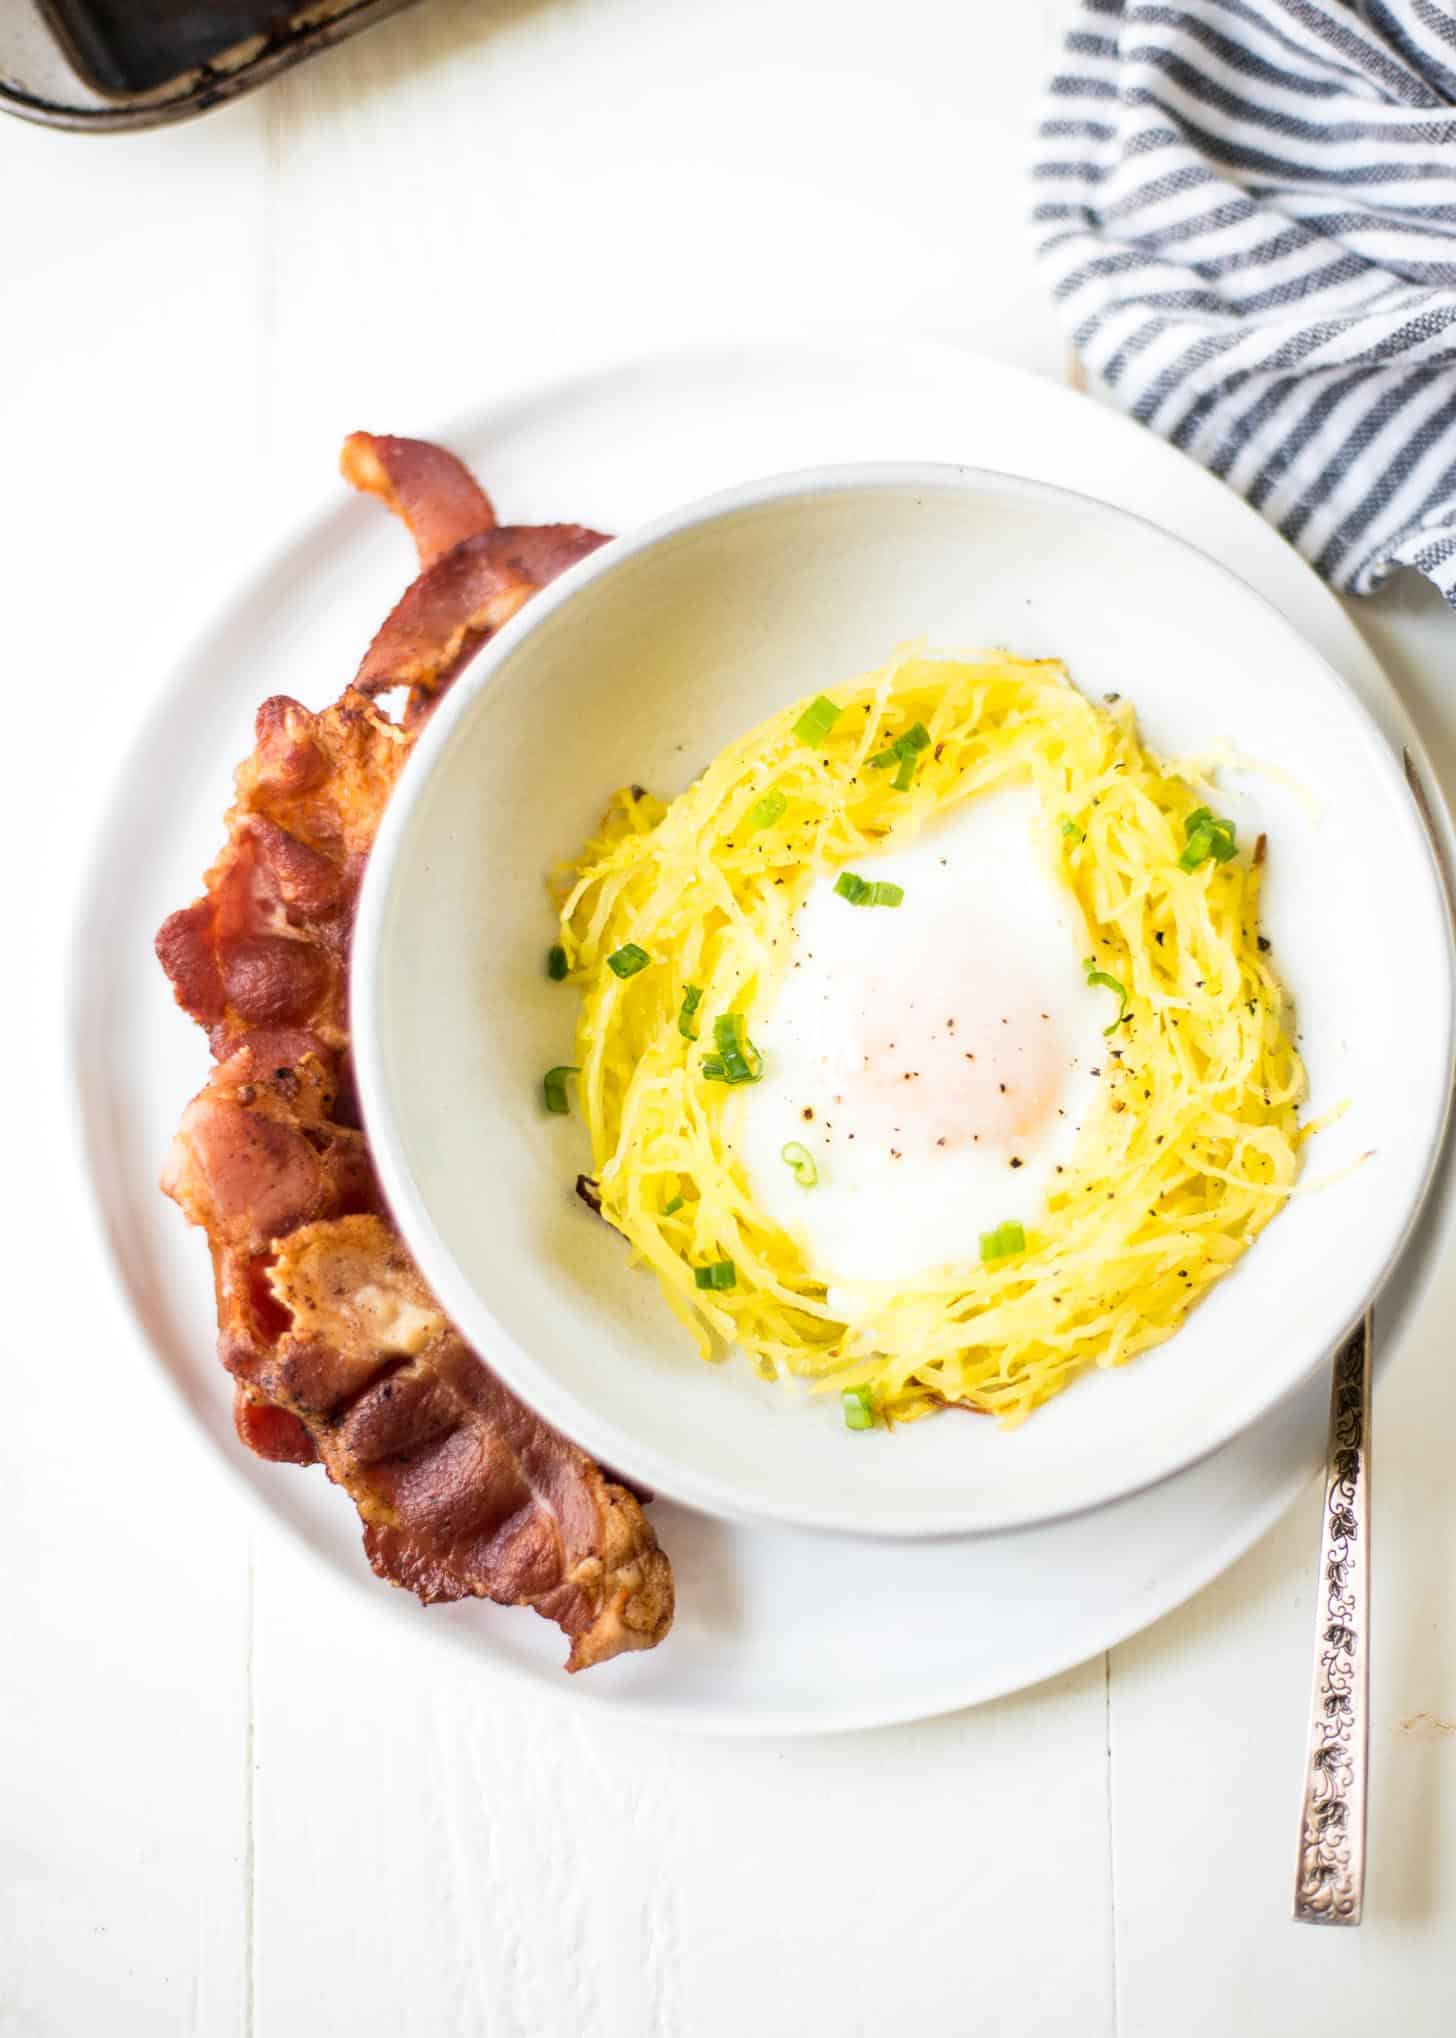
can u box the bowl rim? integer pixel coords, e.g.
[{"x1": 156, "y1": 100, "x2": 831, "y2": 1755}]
[{"x1": 351, "y1": 456, "x2": 1455, "y2": 1538}]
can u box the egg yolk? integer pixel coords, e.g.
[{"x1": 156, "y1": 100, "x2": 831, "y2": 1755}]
[{"x1": 828, "y1": 950, "x2": 1075, "y2": 1163}]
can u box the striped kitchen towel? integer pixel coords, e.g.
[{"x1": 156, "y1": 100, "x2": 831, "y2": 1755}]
[{"x1": 1035, "y1": 0, "x2": 1456, "y2": 604}]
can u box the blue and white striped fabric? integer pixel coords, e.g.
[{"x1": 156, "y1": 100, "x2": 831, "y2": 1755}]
[{"x1": 1035, "y1": 0, "x2": 1456, "y2": 604}]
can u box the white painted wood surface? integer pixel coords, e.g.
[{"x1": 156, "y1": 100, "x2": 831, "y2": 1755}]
[{"x1": 5, "y1": 1, "x2": 1455, "y2": 2030}]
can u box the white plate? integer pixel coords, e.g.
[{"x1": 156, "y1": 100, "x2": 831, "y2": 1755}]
[
  {"x1": 68, "y1": 336, "x2": 1456, "y2": 1733},
  {"x1": 355, "y1": 457, "x2": 1451, "y2": 1538}
]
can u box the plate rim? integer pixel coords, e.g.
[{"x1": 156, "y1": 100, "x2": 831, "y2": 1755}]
[
  {"x1": 59, "y1": 332, "x2": 1456, "y2": 1732},
  {"x1": 350, "y1": 451, "x2": 1456, "y2": 1539}
]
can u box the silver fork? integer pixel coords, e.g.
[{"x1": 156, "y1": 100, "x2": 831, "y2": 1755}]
[
  {"x1": 1292, "y1": 747, "x2": 1454, "y2": 1925},
  {"x1": 1292, "y1": 1309, "x2": 1372, "y2": 1925}
]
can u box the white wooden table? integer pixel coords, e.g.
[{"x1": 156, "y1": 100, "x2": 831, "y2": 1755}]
[{"x1": 7, "y1": 2, "x2": 1456, "y2": 2030}]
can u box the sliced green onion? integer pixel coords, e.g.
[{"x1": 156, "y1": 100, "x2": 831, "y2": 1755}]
[
  {"x1": 1083, "y1": 955, "x2": 1129, "y2": 1035},
  {"x1": 979, "y1": 1219, "x2": 1026, "y2": 1264},
  {"x1": 547, "y1": 943, "x2": 569, "y2": 981},
  {"x1": 700, "y1": 1053, "x2": 727, "y2": 1081},
  {"x1": 834, "y1": 871, "x2": 903, "y2": 907},
  {"x1": 678, "y1": 983, "x2": 704, "y2": 1039},
  {"x1": 780, "y1": 1141, "x2": 818, "y2": 1187},
  {"x1": 694, "y1": 1259, "x2": 737, "y2": 1292},
  {"x1": 543, "y1": 1065, "x2": 579, "y2": 1115},
  {"x1": 1059, "y1": 817, "x2": 1083, "y2": 844},
  {"x1": 870, "y1": 721, "x2": 931, "y2": 789},
  {"x1": 870, "y1": 721, "x2": 930, "y2": 765},
  {"x1": 793, "y1": 694, "x2": 842, "y2": 745},
  {"x1": 751, "y1": 789, "x2": 787, "y2": 829},
  {"x1": 842, "y1": 1384, "x2": 876, "y2": 1431},
  {"x1": 1178, "y1": 806, "x2": 1237, "y2": 871},
  {"x1": 663, "y1": 1194, "x2": 685, "y2": 1217},
  {"x1": 607, "y1": 942, "x2": 651, "y2": 978},
  {"x1": 714, "y1": 1012, "x2": 754, "y2": 1055},
  {"x1": 711, "y1": 1010, "x2": 764, "y2": 1084}
]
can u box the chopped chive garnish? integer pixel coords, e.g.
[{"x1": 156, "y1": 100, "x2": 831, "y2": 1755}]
[
  {"x1": 793, "y1": 694, "x2": 842, "y2": 745},
  {"x1": 780, "y1": 1141, "x2": 818, "y2": 1187},
  {"x1": 715, "y1": 1012, "x2": 748, "y2": 1054},
  {"x1": 870, "y1": 721, "x2": 931, "y2": 789},
  {"x1": 709, "y1": 1011, "x2": 764, "y2": 1084},
  {"x1": 1083, "y1": 955, "x2": 1129, "y2": 1035},
  {"x1": 842, "y1": 1384, "x2": 875, "y2": 1431},
  {"x1": 547, "y1": 943, "x2": 569, "y2": 980},
  {"x1": 694, "y1": 1259, "x2": 737, "y2": 1292},
  {"x1": 543, "y1": 1065, "x2": 579, "y2": 1115},
  {"x1": 1178, "y1": 806, "x2": 1237, "y2": 872},
  {"x1": 834, "y1": 871, "x2": 903, "y2": 907},
  {"x1": 663, "y1": 1194, "x2": 685, "y2": 1217},
  {"x1": 751, "y1": 789, "x2": 787, "y2": 829},
  {"x1": 870, "y1": 722, "x2": 930, "y2": 766},
  {"x1": 979, "y1": 1219, "x2": 1026, "y2": 1264},
  {"x1": 700, "y1": 1053, "x2": 727, "y2": 1080},
  {"x1": 607, "y1": 942, "x2": 650, "y2": 978},
  {"x1": 678, "y1": 983, "x2": 704, "y2": 1039},
  {"x1": 1059, "y1": 817, "x2": 1083, "y2": 844}
]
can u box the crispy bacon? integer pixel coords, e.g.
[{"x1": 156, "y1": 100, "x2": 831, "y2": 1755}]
[
  {"x1": 161, "y1": 1033, "x2": 377, "y2": 1247},
  {"x1": 339, "y1": 430, "x2": 608, "y2": 725},
  {"x1": 247, "y1": 1217, "x2": 671, "y2": 1668},
  {"x1": 158, "y1": 437, "x2": 671, "y2": 1669},
  {"x1": 354, "y1": 523, "x2": 609, "y2": 710},
  {"x1": 156, "y1": 692, "x2": 410, "y2": 1054},
  {"x1": 235, "y1": 1390, "x2": 318, "y2": 1465},
  {"x1": 162, "y1": 1024, "x2": 671, "y2": 1668},
  {"x1": 340, "y1": 431, "x2": 497, "y2": 567}
]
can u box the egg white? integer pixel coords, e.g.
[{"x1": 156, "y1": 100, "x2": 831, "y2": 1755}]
[{"x1": 739, "y1": 786, "x2": 1108, "y2": 1287}]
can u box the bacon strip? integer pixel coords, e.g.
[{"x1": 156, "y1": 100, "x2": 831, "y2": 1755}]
[
  {"x1": 156, "y1": 691, "x2": 410, "y2": 1055},
  {"x1": 353, "y1": 523, "x2": 609, "y2": 707},
  {"x1": 162, "y1": 1032, "x2": 377, "y2": 1249},
  {"x1": 236, "y1": 1394, "x2": 318, "y2": 1464},
  {"x1": 340, "y1": 431, "x2": 497, "y2": 566},
  {"x1": 339, "y1": 432, "x2": 607, "y2": 727},
  {"x1": 157, "y1": 439, "x2": 671, "y2": 1670},
  {"x1": 265, "y1": 1218, "x2": 670, "y2": 1668},
  {"x1": 164, "y1": 1038, "x2": 670, "y2": 1665}
]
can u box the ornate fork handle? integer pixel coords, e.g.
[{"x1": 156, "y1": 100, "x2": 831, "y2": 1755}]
[{"x1": 1292, "y1": 1311, "x2": 1372, "y2": 1925}]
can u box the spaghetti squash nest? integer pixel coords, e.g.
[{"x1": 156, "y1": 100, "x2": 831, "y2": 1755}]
[{"x1": 554, "y1": 649, "x2": 1307, "y2": 1428}]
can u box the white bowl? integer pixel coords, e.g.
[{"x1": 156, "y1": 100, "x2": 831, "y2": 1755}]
[{"x1": 352, "y1": 463, "x2": 1453, "y2": 1537}]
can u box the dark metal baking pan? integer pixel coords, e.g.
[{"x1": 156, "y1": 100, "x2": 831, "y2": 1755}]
[{"x1": 1, "y1": 0, "x2": 422, "y2": 131}]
